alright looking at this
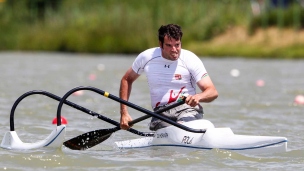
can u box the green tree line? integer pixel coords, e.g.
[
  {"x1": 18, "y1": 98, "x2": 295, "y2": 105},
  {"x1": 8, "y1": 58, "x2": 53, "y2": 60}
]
[{"x1": 0, "y1": 0, "x2": 304, "y2": 58}]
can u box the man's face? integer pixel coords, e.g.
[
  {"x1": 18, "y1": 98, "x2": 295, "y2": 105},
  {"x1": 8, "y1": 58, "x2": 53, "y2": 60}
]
[{"x1": 159, "y1": 35, "x2": 181, "y2": 61}]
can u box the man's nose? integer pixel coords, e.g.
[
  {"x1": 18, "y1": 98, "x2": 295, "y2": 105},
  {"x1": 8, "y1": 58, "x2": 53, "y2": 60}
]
[{"x1": 171, "y1": 46, "x2": 177, "y2": 51}]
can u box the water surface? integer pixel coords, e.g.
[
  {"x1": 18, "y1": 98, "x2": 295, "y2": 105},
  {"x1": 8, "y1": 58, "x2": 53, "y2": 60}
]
[{"x1": 0, "y1": 52, "x2": 303, "y2": 170}]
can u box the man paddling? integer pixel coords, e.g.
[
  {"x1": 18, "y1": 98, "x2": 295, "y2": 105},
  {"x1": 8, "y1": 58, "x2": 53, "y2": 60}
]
[{"x1": 119, "y1": 24, "x2": 218, "y2": 131}]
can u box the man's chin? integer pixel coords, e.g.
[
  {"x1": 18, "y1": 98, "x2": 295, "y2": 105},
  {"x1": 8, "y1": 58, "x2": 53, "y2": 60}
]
[{"x1": 171, "y1": 55, "x2": 179, "y2": 60}]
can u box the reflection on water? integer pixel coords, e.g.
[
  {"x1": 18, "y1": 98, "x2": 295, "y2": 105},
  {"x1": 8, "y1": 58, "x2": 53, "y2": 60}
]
[{"x1": 0, "y1": 52, "x2": 303, "y2": 170}]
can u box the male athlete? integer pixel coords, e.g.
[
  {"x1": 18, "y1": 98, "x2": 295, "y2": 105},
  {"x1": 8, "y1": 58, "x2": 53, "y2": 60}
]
[{"x1": 119, "y1": 24, "x2": 218, "y2": 131}]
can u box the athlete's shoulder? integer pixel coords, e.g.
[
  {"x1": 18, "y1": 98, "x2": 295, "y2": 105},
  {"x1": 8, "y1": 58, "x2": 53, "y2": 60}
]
[
  {"x1": 133, "y1": 47, "x2": 161, "y2": 71},
  {"x1": 179, "y1": 49, "x2": 201, "y2": 63},
  {"x1": 180, "y1": 49, "x2": 198, "y2": 57},
  {"x1": 139, "y1": 47, "x2": 161, "y2": 58}
]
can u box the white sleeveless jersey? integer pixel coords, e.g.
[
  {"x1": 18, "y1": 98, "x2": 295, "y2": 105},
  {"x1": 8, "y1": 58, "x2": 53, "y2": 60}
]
[{"x1": 132, "y1": 47, "x2": 208, "y2": 108}]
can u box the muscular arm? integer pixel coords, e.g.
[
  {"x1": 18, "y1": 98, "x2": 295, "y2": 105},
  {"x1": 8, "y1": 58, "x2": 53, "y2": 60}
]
[
  {"x1": 185, "y1": 76, "x2": 218, "y2": 107},
  {"x1": 119, "y1": 67, "x2": 140, "y2": 130}
]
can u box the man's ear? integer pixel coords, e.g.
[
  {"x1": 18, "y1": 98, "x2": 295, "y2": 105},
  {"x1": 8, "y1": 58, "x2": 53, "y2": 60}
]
[{"x1": 159, "y1": 41, "x2": 163, "y2": 48}]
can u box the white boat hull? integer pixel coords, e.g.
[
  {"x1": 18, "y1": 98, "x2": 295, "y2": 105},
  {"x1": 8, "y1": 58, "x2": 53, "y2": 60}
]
[
  {"x1": 115, "y1": 120, "x2": 287, "y2": 154},
  {"x1": 1, "y1": 125, "x2": 66, "y2": 150}
]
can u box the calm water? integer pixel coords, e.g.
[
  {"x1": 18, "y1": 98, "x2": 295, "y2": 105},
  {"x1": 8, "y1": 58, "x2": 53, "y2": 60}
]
[{"x1": 0, "y1": 52, "x2": 303, "y2": 171}]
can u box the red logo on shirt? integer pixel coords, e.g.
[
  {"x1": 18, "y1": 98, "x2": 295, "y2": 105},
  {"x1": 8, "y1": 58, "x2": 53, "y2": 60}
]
[
  {"x1": 155, "y1": 86, "x2": 185, "y2": 108},
  {"x1": 168, "y1": 86, "x2": 185, "y2": 104},
  {"x1": 174, "y1": 74, "x2": 182, "y2": 80}
]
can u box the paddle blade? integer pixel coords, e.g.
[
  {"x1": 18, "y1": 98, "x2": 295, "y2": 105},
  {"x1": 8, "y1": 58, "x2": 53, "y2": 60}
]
[{"x1": 63, "y1": 127, "x2": 119, "y2": 150}]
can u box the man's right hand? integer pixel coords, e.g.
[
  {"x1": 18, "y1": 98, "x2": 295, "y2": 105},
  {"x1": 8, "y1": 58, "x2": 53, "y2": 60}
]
[
  {"x1": 119, "y1": 67, "x2": 139, "y2": 130},
  {"x1": 120, "y1": 112, "x2": 133, "y2": 130}
]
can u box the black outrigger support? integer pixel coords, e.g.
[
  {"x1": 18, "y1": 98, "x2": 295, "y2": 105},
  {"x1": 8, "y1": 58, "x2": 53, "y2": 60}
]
[{"x1": 9, "y1": 89, "x2": 154, "y2": 137}]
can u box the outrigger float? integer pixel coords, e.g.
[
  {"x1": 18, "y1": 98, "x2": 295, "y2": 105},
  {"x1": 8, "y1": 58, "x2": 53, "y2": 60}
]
[
  {"x1": 1, "y1": 90, "x2": 67, "y2": 150},
  {"x1": 1, "y1": 86, "x2": 287, "y2": 154}
]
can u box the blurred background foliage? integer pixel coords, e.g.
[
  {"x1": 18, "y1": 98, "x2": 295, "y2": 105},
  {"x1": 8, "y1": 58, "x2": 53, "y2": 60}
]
[{"x1": 0, "y1": 0, "x2": 304, "y2": 58}]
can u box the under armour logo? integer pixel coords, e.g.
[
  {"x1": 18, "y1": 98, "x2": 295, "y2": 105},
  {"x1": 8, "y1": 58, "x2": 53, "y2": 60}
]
[{"x1": 164, "y1": 65, "x2": 170, "y2": 68}]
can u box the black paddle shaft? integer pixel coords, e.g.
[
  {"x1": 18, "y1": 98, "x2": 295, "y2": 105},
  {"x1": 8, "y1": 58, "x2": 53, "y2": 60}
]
[
  {"x1": 61, "y1": 86, "x2": 206, "y2": 150},
  {"x1": 57, "y1": 86, "x2": 206, "y2": 133},
  {"x1": 63, "y1": 94, "x2": 187, "y2": 150}
]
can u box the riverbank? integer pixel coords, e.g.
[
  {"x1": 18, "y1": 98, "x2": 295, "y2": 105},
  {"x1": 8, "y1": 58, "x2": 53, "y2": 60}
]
[
  {"x1": 188, "y1": 27, "x2": 304, "y2": 59},
  {"x1": 1, "y1": 0, "x2": 303, "y2": 59}
]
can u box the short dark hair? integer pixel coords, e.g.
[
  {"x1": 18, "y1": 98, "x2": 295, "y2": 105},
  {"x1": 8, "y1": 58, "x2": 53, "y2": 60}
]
[{"x1": 158, "y1": 24, "x2": 183, "y2": 45}]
